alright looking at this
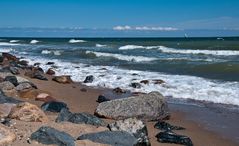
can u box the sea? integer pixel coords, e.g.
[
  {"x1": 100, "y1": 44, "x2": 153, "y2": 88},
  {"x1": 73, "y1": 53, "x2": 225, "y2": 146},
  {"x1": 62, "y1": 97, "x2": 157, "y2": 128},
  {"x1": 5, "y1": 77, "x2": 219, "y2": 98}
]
[{"x1": 0, "y1": 37, "x2": 239, "y2": 106}]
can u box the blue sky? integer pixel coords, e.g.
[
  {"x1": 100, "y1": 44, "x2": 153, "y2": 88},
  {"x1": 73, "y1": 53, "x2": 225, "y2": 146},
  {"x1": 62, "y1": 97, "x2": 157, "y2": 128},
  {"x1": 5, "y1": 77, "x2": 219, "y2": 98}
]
[{"x1": 0, "y1": 0, "x2": 239, "y2": 37}]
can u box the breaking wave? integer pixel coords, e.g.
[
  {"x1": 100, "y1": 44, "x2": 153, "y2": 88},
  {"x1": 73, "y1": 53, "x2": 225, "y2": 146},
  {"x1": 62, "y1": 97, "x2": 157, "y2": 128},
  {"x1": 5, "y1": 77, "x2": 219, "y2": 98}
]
[{"x1": 86, "y1": 51, "x2": 157, "y2": 62}]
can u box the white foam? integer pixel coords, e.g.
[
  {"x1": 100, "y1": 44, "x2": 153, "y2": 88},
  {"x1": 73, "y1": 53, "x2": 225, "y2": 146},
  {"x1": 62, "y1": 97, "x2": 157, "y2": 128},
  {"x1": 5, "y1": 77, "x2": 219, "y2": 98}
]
[
  {"x1": 118, "y1": 45, "x2": 161, "y2": 50},
  {"x1": 119, "y1": 45, "x2": 146, "y2": 50},
  {"x1": 86, "y1": 51, "x2": 157, "y2": 62},
  {"x1": 41, "y1": 50, "x2": 61, "y2": 56},
  {"x1": 69, "y1": 39, "x2": 86, "y2": 43},
  {"x1": 96, "y1": 44, "x2": 107, "y2": 47},
  {"x1": 158, "y1": 47, "x2": 239, "y2": 56},
  {"x1": 0, "y1": 42, "x2": 20, "y2": 46},
  {"x1": 30, "y1": 40, "x2": 40, "y2": 44},
  {"x1": 22, "y1": 56, "x2": 239, "y2": 106},
  {"x1": 0, "y1": 48, "x2": 14, "y2": 53},
  {"x1": 118, "y1": 45, "x2": 239, "y2": 56},
  {"x1": 9, "y1": 40, "x2": 20, "y2": 43}
]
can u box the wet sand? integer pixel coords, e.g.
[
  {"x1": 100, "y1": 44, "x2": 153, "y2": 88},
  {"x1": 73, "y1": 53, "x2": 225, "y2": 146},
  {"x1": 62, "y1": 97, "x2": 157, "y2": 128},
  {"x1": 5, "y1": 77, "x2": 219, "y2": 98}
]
[{"x1": 12, "y1": 73, "x2": 239, "y2": 146}]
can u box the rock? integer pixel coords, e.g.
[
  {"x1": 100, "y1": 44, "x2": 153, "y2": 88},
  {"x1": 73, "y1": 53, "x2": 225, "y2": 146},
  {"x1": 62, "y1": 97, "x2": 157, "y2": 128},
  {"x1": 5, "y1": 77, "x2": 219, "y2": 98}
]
[
  {"x1": 16, "y1": 76, "x2": 30, "y2": 83},
  {"x1": 19, "y1": 89, "x2": 39, "y2": 99},
  {"x1": 108, "y1": 118, "x2": 150, "y2": 146},
  {"x1": 156, "y1": 131, "x2": 193, "y2": 146},
  {"x1": 153, "y1": 79, "x2": 165, "y2": 84},
  {"x1": 9, "y1": 102, "x2": 48, "y2": 122},
  {"x1": 97, "y1": 95, "x2": 110, "y2": 103},
  {"x1": 46, "y1": 62, "x2": 55, "y2": 65},
  {"x1": 56, "y1": 108, "x2": 106, "y2": 126},
  {"x1": 33, "y1": 72, "x2": 48, "y2": 80},
  {"x1": 35, "y1": 93, "x2": 56, "y2": 102},
  {"x1": 80, "y1": 88, "x2": 87, "y2": 92},
  {"x1": 95, "y1": 92, "x2": 169, "y2": 121},
  {"x1": 34, "y1": 62, "x2": 41, "y2": 66},
  {"x1": 140, "y1": 80, "x2": 149, "y2": 85},
  {"x1": 0, "y1": 72, "x2": 12, "y2": 79},
  {"x1": 154, "y1": 121, "x2": 185, "y2": 131},
  {"x1": 41, "y1": 101, "x2": 68, "y2": 113},
  {"x1": 18, "y1": 60, "x2": 28, "y2": 66},
  {"x1": 4, "y1": 76, "x2": 19, "y2": 86},
  {"x1": 76, "y1": 140, "x2": 110, "y2": 146},
  {"x1": 0, "y1": 103, "x2": 16, "y2": 118},
  {"x1": 77, "y1": 131, "x2": 138, "y2": 146},
  {"x1": 2, "y1": 53, "x2": 18, "y2": 62},
  {"x1": 130, "y1": 82, "x2": 141, "y2": 88},
  {"x1": 46, "y1": 68, "x2": 55, "y2": 75},
  {"x1": 30, "y1": 126, "x2": 75, "y2": 146},
  {"x1": 113, "y1": 87, "x2": 126, "y2": 94},
  {"x1": 0, "y1": 124, "x2": 16, "y2": 145},
  {"x1": 0, "y1": 81, "x2": 15, "y2": 91},
  {"x1": 83, "y1": 75, "x2": 94, "y2": 83},
  {"x1": 15, "y1": 82, "x2": 33, "y2": 92},
  {"x1": 52, "y1": 76, "x2": 73, "y2": 84},
  {"x1": 24, "y1": 69, "x2": 48, "y2": 81},
  {"x1": 0, "y1": 81, "x2": 18, "y2": 97},
  {"x1": 9, "y1": 67, "x2": 20, "y2": 75},
  {"x1": 0, "y1": 90, "x2": 21, "y2": 104}
]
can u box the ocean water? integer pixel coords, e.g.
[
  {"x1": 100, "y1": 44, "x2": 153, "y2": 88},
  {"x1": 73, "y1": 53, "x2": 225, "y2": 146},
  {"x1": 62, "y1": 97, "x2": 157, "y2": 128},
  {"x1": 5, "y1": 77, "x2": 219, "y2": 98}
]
[{"x1": 0, "y1": 37, "x2": 239, "y2": 106}]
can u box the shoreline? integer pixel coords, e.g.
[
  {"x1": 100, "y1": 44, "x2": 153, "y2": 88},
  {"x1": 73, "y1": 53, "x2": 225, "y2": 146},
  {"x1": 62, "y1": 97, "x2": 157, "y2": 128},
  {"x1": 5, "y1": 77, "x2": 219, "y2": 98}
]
[
  {"x1": 19, "y1": 73, "x2": 239, "y2": 146},
  {"x1": 0, "y1": 52, "x2": 238, "y2": 146}
]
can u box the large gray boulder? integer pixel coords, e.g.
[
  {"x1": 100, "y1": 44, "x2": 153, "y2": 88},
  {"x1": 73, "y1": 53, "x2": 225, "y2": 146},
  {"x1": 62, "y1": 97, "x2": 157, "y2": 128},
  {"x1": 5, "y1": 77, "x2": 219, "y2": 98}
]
[
  {"x1": 77, "y1": 131, "x2": 138, "y2": 146},
  {"x1": 95, "y1": 92, "x2": 169, "y2": 121},
  {"x1": 108, "y1": 118, "x2": 150, "y2": 146}
]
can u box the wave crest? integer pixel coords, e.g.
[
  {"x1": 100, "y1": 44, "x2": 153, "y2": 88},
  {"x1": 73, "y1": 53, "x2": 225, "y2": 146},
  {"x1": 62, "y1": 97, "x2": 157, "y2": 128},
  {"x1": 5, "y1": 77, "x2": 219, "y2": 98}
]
[
  {"x1": 86, "y1": 51, "x2": 157, "y2": 62},
  {"x1": 69, "y1": 39, "x2": 86, "y2": 43}
]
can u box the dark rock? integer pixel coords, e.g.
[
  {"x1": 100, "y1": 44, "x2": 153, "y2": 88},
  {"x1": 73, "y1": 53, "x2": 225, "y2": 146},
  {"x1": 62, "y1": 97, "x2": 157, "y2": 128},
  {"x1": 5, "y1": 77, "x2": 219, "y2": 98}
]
[
  {"x1": 0, "y1": 118, "x2": 12, "y2": 127},
  {"x1": 130, "y1": 82, "x2": 141, "y2": 88},
  {"x1": 2, "y1": 53, "x2": 18, "y2": 62},
  {"x1": 46, "y1": 68, "x2": 55, "y2": 75},
  {"x1": 95, "y1": 92, "x2": 169, "y2": 121},
  {"x1": 83, "y1": 75, "x2": 94, "y2": 83},
  {"x1": 41, "y1": 101, "x2": 68, "y2": 113},
  {"x1": 33, "y1": 72, "x2": 48, "y2": 80},
  {"x1": 108, "y1": 118, "x2": 151, "y2": 146},
  {"x1": 156, "y1": 131, "x2": 193, "y2": 146},
  {"x1": 56, "y1": 108, "x2": 106, "y2": 126},
  {"x1": 0, "y1": 56, "x2": 3, "y2": 63},
  {"x1": 9, "y1": 67, "x2": 20, "y2": 75},
  {"x1": 34, "y1": 63, "x2": 41, "y2": 66},
  {"x1": 52, "y1": 76, "x2": 73, "y2": 84},
  {"x1": 46, "y1": 62, "x2": 55, "y2": 65},
  {"x1": 30, "y1": 126, "x2": 75, "y2": 146},
  {"x1": 154, "y1": 121, "x2": 185, "y2": 131},
  {"x1": 0, "y1": 90, "x2": 21, "y2": 104},
  {"x1": 140, "y1": 80, "x2": 149, "y2": 85},
  {"x1": 18, "y1": 60, "x2": 28, "y2": 66},
  {"x1": 132, "y1": 73, "x2": 139, "y2": 76},
  {"x1": 153, "y1": 79, "x2": 165, "y2": 84},
  {"x1": 2, "y1": 67, "x2": 20, "y2": 75},
  {"x1": 77, "y1": 131, "x2": 138, "y2": 146},
  {"x1": 97, "y1": 95, "x2": 110, "y2": 103},
  {"x1": 24, "y1": 70, "x2": 48, "y2": 81},
  {"x1": 4, "y1": 76, "x2": 19, "y2": 86},
  {"x1": 113, "y1": 87, "x2": 126, "y2": 94}
]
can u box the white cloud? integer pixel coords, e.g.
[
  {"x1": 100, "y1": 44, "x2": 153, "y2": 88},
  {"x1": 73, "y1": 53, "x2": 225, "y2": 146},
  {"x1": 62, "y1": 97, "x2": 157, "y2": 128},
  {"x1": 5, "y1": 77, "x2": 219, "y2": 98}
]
[{"x1": 113, "y1": 25, "x2": 178, "y2": 31}]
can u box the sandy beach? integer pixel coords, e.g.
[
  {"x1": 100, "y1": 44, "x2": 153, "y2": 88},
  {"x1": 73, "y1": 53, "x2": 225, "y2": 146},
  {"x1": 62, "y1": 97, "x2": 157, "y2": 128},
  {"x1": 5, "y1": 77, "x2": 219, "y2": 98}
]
[{"x1": 8, "y1": 72, "x2": 238, "y2": 146}]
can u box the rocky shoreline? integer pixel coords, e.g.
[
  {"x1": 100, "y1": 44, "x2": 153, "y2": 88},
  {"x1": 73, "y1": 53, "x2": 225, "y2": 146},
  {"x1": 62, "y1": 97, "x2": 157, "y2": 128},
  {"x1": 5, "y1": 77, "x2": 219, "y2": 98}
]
[{"x1": 0, "y1": 52, "x2": 238, "y2": 146}]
